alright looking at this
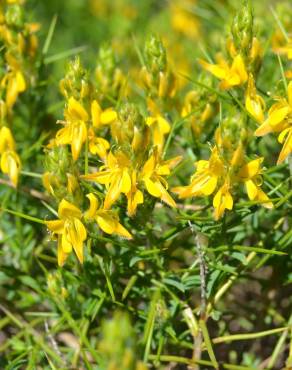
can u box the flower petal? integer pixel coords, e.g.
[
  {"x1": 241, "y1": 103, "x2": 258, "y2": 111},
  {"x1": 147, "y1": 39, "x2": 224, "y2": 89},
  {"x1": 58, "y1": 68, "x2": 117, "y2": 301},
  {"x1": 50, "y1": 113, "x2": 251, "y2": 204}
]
[
  {"x1": 67, "y1": 97, "x2": 88, "y2": 121},
  {"x1": 91, "y1": 100, "x2": 101, "y2": 128},
  {"x1": 231, "y1": 54, "x2": 248, "y2": 84},
  {"x1": 81, "y1": 170, "x2": 112, "y2": 184},
  {"x1": 163, "y1": 156, "x2": 182, "y2": 169},
  {"x1": 245, "y1": 93, "x2": 265, "y2": 123},
  {"x1": 198, "y1": 59, "x2": 227, "y2": 79},
  {"x1": 55, "y1": 125, "x2": 72, "y2": 146},
  {"x1": 142, "y1": 155, "x2": 155, "y2": 177},
  {"x1": 254, "y1": 119, "x2": 273, "y2": 137},
  {"x1": 96, "y1": 213, "x2": 117, "y2": 234},
  {"x1": 58, "y1": 199, "x2": 82, "y2": 220},
  {"x1": 100, "y1": 109, "x2": 117, "y2": 125},
  {"x1": 115, "y1": 223, "x2": 132, "y2": 239},
  {"x1": 46, "y1": 220, "x2": 65, "y2": 234},
  {"x1": 268, "y1": 104, "x2": 290, "y2": 127},
  {"x1": 57, "y1": 235, "x2": 69, "y2": 267},
  {"x1": 61, "y1": 232, "x2": 73, "y2": 254},
  {"x1": 245, "y1": 179, "x2": 258, "y2": 200},
  {"x1": 277, "y1": 128, "x2": 292, "y2": 164},
  {"x1": 67, "y1": 218, "x2": 87, "y2": 263},
  {"x1": 127, "y1": 189, "x2": 144, "y2": 217},
  {"x1": 16, "y1": 71, "x2": 26, "y2": 92},
  {"x1": 157, "y1": 182, "x2": 176, "y2": 207},
  {"x1": 103, "y1": 172, "x2": 124, "y2": 209},
  {"x1": 238, "y1": 158, "x2": 263, "y2": 179},
  {"x1": 0, "y1": 150, "x2": 21, "y2": 186},
  {"x1": 71, "y1": 121, "x2": 87, "y2": 161},
  {"x1": 84, "y1": 193, "x2": 99, "y2": 220},
  {"x1": 256, "y1": 188, "x2": 273, "y2": 209},
  {"x1": 213, "y1": 186, "x2": 233, "y2": 220},
  {"x1": 0, "y1": 126, "x2": 15, "y2": 152},
  {"x1": 120, "y1": 169, "x2": 131, "y2": 193},
  {"x1": 200, "y1": 176, "x2": 218, "y2": 195},
  {"x1": 144, "y1": 178, "x2": 161, "y2": 198},
  {"x1": 157, "y1": 116, "x2": 171, "y2": 134}
]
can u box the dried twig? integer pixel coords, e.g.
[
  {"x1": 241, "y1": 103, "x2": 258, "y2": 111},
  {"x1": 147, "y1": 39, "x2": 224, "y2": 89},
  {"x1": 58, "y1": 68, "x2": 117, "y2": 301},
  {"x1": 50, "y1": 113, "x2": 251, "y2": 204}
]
[
  {"x1": 45, "y1": 320, "x2": 67, "y2": 367},
  {"x1": 188, "y1": 221, "x2": 208, "y2": 369}
]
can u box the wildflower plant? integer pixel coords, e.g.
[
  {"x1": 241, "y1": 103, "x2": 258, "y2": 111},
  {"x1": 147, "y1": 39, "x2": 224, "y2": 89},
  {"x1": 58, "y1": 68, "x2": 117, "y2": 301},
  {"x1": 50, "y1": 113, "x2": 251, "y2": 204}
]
[{"x1": 0, "y1": 0, "x2": 292, "y2": 369}]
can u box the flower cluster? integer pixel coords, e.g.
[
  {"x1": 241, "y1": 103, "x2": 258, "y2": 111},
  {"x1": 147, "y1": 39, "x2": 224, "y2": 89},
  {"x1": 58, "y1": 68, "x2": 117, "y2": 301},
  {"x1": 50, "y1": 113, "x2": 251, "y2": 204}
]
[
  {"x1": 44, "y1": 54, "x2": 181, "y2": 265},
  {"x1": 0, "y1": 0, "x2": 38, "y2": 186},
  {"x1": 0, "y1": 125, "x2": 20, "y2": 186},
  {"x1": 173, "y1": 126, "x2": 273, "y2": 220},
  {"x1": 255, "y1": 81, "x2": 292, "y2": 164},
  {"x1": 41, "y1": 1, "x2": 292, "y2": 266}
]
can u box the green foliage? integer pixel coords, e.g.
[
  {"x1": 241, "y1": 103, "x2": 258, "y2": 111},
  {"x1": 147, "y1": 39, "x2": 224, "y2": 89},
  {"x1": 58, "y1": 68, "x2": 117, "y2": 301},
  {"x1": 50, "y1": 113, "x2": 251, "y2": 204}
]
[{"x1": 0, "y1": 0, "x2": 292, "y2": 369}]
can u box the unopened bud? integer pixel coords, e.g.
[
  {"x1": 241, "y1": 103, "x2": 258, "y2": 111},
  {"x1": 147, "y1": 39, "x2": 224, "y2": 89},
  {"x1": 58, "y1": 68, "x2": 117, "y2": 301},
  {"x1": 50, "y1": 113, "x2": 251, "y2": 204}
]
[
  {"x1": 5, "y1": 4, "x2": 24, "y2": 28},
  {"x1": 144, "y1": 34, "x2": 167, "y2": 75},
  {"x1": 112, "y1": 103, "x2": 141, "y2": 145},
  {"x1": 231, "y1": 0, "x2": 253, "y2": 56},
  {"x1": 60, "y1": 57, "x2": 90, "y2": 99},
  {"x1": 97, "y1": 44, "x2": 116, "y2": 76}
]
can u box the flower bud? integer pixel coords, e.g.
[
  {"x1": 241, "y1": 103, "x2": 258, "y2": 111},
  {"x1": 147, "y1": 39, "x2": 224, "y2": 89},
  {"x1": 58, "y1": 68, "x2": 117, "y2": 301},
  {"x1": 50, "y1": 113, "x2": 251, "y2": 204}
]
[
  {"x1": 44, "y1": 146, "x2": 71, "y2": 179},
  {"x1": 0, "y1": 100, "x2": 7, "y2": 123},
  {"x1": 144, "y1": 34, "x2": 167, "y2": 76},
  {"x1": 231, "y1": 0, "x2": 253, "y2": 56},
  {"x1": 5, "y1": 4, "x2": 24, "y2": 28},
  {"x1": 216, "y1": 116, "x2": 245, "y2": 163},
  {"x1": 95, "y1": 44, "x2": 125, "y2": 100},
  {"x1": 96, "y1": 44, "x2": 116, "y2": 77},
  {"x1": 60, "y1": 57, "x2": 91, "y2": 100}
]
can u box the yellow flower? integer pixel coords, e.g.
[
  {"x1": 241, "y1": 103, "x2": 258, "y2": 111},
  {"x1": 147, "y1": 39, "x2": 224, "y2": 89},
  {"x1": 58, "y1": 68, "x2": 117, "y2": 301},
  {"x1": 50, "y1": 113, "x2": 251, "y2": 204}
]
[
  {"x1": 126, "y1": 171, "x2": 144, "y2": 217},
  {"x1": 81, "y1": 150, "x2": 131, "y2": 210},
  {"x1": 42, "y1": 172, "x2": 60, "y2": 195},
  {"x1": 146, "y1": 100, "x2": 170, "y2": 153},
  {"x1": 277, "y1": 127, "x2": 292, "y2": 164},
  {"x1": 85, "y1": 193, "x2": 132, "y2": 239},
  {"x1": 82, "y1": 148, "x2": 180, "y2": 214},
  {"x1": 55, "y1": 97, "x2": 88, "y2": 161},
  {"x1": 141, "y1": 150, "x2": 180, "y2": 208},
  {"x1": 199, "y1": 54, "x2": 248, "y2": 90},
  {"x1": 0, "y1": 126, "x2": 21, "y2": 186},
  {"x1": 227, "y1": 37, "x2": 262, "y2": 72},
  {"x1": 173, "y1": 147, "x2": 234, "y2": 219},
  {"x1": 255, "y1": 81, "x2": 292, "y2": 163},
  {"x1": 45, "y1": 199, "x2": 87, "y2": 266},
  {"x1": 273, "y1": 36, "x2": 292, "y2": 60},
  {"x1": 250, "y1": 37, "x2": 263, "y2": 63},
  {"x1": 173, "y1": 147, "x2": 225, "y2": 198},
  {"x1": 55, "y1": 98, "x2": 117, "y2": 161},
  {"x1": 0, "y1": 150, "x2": 21, "y2": 186},
  {"x1": 91, "y1": 100, "x2": 117, "y2": 129},
  {"x1": 1, "y1": 54, "x2": 26, "y2": 109},
  {"x1": 245, "y1": 74, "x2": 265, "y2": 123},
  {"x1": 158, "y1": 71, "x2": 177, "y2": 98},
  {"x1": 0, "y1": 126, "x2": 15, "y2": 153},
  {"x1": 6, "y1": 0, "x2": 24, "y2": 4},
  {"x1": 173, "y1": 150, "x2": 272, "y2": 218},
  {"x1": 213, "y1": 181, "x2": 233, "y2": 220},
  {"x1": 170, "y1": 0, "x2": 200, "y2": 41},
  {"x1": 237, "y1": 158, "x2": 273, "y2": 208},
  {"x1": 88, "y1": 128, "x2": 110, "y2": 159}
]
